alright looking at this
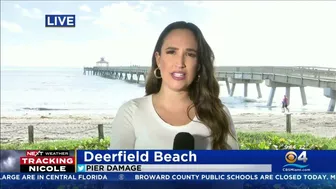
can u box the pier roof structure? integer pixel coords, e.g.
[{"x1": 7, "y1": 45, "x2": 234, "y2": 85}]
[{"x1": 96, "y1": 57, "x2": 109, "y2": 67}]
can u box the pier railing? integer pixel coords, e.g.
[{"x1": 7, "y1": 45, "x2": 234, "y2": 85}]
[{"x1": 85, "y1": 66, "x2": 336, "y2": 81}]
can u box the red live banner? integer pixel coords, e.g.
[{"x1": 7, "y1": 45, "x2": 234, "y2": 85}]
[{"x1": 20, "y1": 150, "x2": 75, "y2": 173}]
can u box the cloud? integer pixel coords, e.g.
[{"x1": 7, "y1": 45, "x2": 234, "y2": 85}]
[
  {"x1": 92, "y1": 2, "x2": 165, "y2": 32},
  {"x1": 78, "y1": 16, "x2": 95, "y2": 21},
  {"x1": 139, "y1": 1, "x2": 152, "y2": 6},
  {"x1": 4, "y1": 1, "x2": 335, "y2": 68},
  {"x1": 2, "y1": 37, "x2": 157, "y2": 67},
  {"x1": 2, "y1": 2, "x2": 168, "y2": 68},
  {"x1": 49, "y1": 11, "x2": 64, "y2": 14},
  {"x1": 14, "y1": 4, "x2": 43, "y2": 19},
  {"x1": 159, "y1": 6, "x2": 167, "y2": 13},
  {"x1": 139, "y1": 1, "x2": 167, "y2": 15},
  {"x1": 183, "y1": 1, "x2": 215, "y2": 8},
  {"x1": 14, "y1": 4, "x2": 20, "y2": 9},
  {"x1": 93, "y1": 2, "x2": 148, "y2": 31},
  {"x1": 186, "y1": 1, "x2": 336, "y2": 67},
  {"x1": 1, "y1": 20, "x2": 23, "y2": 33},
  {"x1": 79, "y1": 4, "x2": 91, "y2": 12},
  {"x1": 150, "y1": 6, "x2": 167, "y2": 15}
]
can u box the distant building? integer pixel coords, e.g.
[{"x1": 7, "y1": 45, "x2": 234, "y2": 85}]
[{"x1": 96, "y1": 57, "x2": 109, "y2": 67}]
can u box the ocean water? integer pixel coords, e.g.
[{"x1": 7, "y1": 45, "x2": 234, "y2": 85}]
[{"x1": 0, "y1": 67, "x2": 332, "y2": 116}]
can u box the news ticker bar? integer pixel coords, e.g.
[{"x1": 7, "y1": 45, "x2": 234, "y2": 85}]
[
  {"x1": 79, "y1": 164, "x2": 272, "y2": 173},
  {"x1": 1, "y1": 173, "x2": 335, "y2": 182}
]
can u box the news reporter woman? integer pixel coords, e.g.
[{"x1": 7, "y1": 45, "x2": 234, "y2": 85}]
[{"x1": 109, "y1": 21, "x2": 239, "y2": 150}]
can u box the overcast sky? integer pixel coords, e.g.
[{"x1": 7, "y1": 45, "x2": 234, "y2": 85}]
[{"x1": 1, "y1": 1, "x2": 336, "y2": 68}]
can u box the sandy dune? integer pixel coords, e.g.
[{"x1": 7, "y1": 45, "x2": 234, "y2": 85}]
[{"x1": 1, "y1": 112, "x2": 335, "y2": 144}]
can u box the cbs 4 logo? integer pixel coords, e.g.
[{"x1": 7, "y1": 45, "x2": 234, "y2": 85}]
[{"x1": 285, "y1": 151, "x2": 308, "y2": 164}]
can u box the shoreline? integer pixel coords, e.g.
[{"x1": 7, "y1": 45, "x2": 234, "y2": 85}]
[{"x1": 1, "y1": 112, "x2": 335, "y2": 144}]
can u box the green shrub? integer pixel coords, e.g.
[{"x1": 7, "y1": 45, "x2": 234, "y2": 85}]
[
  {"x1": 238, "y1": 132, "x2": 336, "y2": 150},
  {"x1": 1, "y1": 132, "x2": 335, "y2": 150}
]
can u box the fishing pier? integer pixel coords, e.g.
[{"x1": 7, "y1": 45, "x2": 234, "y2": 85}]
[{"x1": 84, "y1": 60, "x2": 336, "y2": 112}]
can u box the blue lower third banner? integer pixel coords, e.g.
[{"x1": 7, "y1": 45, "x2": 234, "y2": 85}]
[
  {"x1": 76, "y1": 150, "x2": 336, "y2": 172},
  {"x1": 1, "y1": 173, "x2": 336, "y2": 189},
  {"x1": 1, "y1": 150, "x2": 335, "y2": 188}
]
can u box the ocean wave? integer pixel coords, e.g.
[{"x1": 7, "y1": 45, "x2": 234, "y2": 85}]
[
  {"x1": 220, "y1": 96, "x2": 262, "y2": 104},
  {"x1": 22, "y1": 107, "x2": 69, "y2": 111}
]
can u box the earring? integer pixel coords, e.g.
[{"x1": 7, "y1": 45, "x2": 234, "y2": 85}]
[
  {"x1": 154, "y1": 68, "x2": 162, "y2": 79},
  {"x1": 196, "y1": 75, "x2": 200, "y2": 82}
]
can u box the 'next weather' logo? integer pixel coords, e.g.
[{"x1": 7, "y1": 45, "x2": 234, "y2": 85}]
[{"x1": 282, "y1": 151, "x2": 310, "y2": 172}]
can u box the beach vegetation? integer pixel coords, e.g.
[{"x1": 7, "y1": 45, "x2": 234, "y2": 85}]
[{"x1": 238, "y1": 132, "x2": 335, "y2": 150}]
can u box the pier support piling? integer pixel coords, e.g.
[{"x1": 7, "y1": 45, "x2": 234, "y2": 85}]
[
  {"x1": 265, "y1": 79, "x2": 304, "y2": 107},
  {"x1": 230, "y1": 83, "x2": 236, "y2": 97},
  {"x1": 286, "y1": 87, "x2": 291, "y2": 106},
  {"x1": 300, "y1": 87, "x2": 307, "y2": 106},
  {"x1": 328, "y1": 99, "x2": 335, "y2": 112},
  {"x1": 244, "y1": 82, "x2": 248, "y2": 97},
  {"x1": 228, "y1": 78, "x2": 263, "y2": 98},
  {"x1": 256, "y1": 83, "x2": 262, "y2": 98},
  {"x1": 324, "y1": 88, "x2": 336, "y2": 112},
  {"x1": 130, "y1": 73, "x2": 133, "y2": 82},
  {"x1": 267, "y1": 86, "x2": 276, "y2": 107},
  {"x1": 225, "y1": 79, "x2": 231, "y2": 95}
]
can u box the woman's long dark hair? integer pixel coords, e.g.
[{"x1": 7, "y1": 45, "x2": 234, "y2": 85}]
[{"x1": 145, "y1": 21, "x2": 236, "y2": 150}]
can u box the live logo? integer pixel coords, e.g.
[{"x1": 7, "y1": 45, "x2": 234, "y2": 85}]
[{"x1": 45, "y1": 15, "x2": 76, "y2": 27}]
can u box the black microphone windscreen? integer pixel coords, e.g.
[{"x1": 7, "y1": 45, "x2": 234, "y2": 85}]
[{"x1": 173, "y1": 132, "x2": 195, "y2": 150}]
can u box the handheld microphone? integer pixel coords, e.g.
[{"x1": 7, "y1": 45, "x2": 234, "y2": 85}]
[{"x1": 173, "y1": 132, "x2": 195, "y2": 150}]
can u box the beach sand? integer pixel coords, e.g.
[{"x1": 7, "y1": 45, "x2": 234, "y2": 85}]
[{"x1": 1, "y1": 112, "x2": 335, "y2": 144}]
